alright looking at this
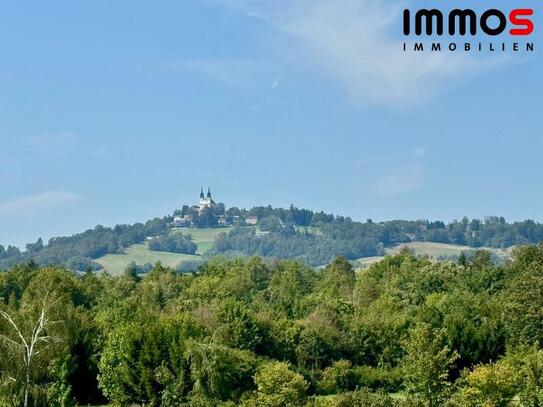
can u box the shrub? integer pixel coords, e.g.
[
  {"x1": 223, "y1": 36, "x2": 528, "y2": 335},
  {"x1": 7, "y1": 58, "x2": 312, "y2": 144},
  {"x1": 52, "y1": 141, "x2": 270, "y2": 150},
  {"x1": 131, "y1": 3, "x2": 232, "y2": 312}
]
[
  {"x1": 352, "y1": 366, "x2": 402, "y2": 392},
  {"x1": 330, "y1": 389, "x2": 395, "y2": 407},
  {"x1": 318, "y1": 360, "x2": 355, "y2": 394},
  {"x1": 450, "y1": 362, "x2": 519, "y2": 407}
]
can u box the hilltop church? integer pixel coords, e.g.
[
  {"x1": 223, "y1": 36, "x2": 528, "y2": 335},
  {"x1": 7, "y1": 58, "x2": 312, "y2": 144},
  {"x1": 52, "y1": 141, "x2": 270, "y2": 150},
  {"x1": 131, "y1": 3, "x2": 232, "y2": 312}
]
[
  {"x1": 173, "y1": 188, "x2": 217, "y2": 228},
  {"x1": 198, "y1": 187, "x2": 216, "y2": 211},
  {"x1": 172, "y1": 188, "x2": 255, "y2": 228}
]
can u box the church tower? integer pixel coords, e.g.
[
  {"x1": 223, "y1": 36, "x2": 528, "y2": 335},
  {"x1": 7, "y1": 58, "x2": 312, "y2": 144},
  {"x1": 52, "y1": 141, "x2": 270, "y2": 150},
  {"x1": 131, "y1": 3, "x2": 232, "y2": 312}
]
[{"x1": 199, "y1": 187, "x2": 216, "y2": 211}]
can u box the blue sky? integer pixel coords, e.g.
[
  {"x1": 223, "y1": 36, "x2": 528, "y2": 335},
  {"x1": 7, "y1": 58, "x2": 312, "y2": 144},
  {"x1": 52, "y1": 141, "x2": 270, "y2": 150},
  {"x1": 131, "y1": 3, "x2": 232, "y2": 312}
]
[{"x1": 0, "y1": 0, "x2": 542, "y2": 248}]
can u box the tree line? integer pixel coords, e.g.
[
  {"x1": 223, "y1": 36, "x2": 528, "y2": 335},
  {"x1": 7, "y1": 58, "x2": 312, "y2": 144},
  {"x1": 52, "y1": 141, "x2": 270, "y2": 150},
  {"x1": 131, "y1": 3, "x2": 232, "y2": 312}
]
[
  {"x1": 0, "y1": 217, "x2": 172, "y2": 271},
  {"x1": 2, "y1": 245, "x2": 543, "y2": 405},
  {"x1": 148, "y1": 233, "x2": 198, "y2": 255},
  {"x1": 207, "y1": 225, "x2": 384, "y2": 266},
  {"x1": 208, "y1": 214, "x2": 543, "y2": 266},
  {"x1": 2, "y1": 204, "x2": 543, "y2": 271}
]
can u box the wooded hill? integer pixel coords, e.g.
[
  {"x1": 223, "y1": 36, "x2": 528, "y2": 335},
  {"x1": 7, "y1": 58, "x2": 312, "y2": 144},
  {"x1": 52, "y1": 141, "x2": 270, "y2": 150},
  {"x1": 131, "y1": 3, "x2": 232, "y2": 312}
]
[{"x1": 2, "y1": 204, "x2": 543, "y2": 271}]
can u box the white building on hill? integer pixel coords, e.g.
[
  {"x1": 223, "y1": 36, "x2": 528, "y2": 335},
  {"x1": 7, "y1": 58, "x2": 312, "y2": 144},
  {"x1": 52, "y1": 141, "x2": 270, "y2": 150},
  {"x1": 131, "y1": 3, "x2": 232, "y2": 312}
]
[
  {"x1": 173, "y1": 188, "x2": 228, "y2": 229},
  {"x1": 245, "y1": 216, "x2": 258, "y2": 225},
  {"x1": 199, "y1": 187, "x2": 216, "y2": 212}
]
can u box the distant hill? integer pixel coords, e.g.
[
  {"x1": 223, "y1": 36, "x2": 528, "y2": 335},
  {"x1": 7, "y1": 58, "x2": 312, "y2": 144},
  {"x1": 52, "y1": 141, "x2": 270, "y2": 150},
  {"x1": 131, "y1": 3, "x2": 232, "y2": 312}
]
[{"x1": 1, "y1": 204, "x2": 543, "y2": 273}]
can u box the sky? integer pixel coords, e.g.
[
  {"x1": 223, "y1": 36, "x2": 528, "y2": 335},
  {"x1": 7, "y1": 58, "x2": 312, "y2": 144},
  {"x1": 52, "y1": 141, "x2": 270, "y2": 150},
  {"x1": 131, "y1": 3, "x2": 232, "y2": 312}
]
[{"x1": 0, "y1": 0, "x2": 542, "y2": 248}]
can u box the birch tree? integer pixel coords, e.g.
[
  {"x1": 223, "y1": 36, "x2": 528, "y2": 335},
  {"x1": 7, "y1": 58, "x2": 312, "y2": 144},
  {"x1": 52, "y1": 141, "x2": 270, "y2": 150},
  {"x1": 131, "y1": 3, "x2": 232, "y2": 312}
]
[{"x1": 0, "y1": 285, "x2": 62, "y2": 407}]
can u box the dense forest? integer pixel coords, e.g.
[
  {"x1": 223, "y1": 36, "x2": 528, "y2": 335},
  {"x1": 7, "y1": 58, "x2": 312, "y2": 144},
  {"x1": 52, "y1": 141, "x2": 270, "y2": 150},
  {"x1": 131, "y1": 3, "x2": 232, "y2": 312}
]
[
  {"x1": 2, "y1": 245, "x2": 543, "y2": 406},
  {"x1": 207, "y1": 225, "x2": 385, "y2": 266},
  {"x1": 2, "y1": 203, "x2": 543, "y2": 271},
  {"x1": 209, "y1": 212, "x2": 543, "y2": 266},
  {"x1": 0, "y1": 217, "x2": 173, "y2": 271}
]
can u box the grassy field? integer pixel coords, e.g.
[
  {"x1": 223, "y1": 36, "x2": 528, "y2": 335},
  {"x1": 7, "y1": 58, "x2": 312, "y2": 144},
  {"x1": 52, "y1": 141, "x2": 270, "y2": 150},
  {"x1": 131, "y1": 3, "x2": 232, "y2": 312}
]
[
  {"x1": 386, "y1": 241, "x2": 477, "y2": 257},
  {"x1": 172, "y1": 227, "x2": 232, "y2": 254},
  {"x1": 96, "y1": 244, "x2": 201, "y2": 276},
  {"x1": 95, "y1": 228, "x2": 231, "y2": 275},
  {"x1": 386, "y1": 241, "x2": 513, "y2": 259},
  {"x1": 353, "y1": 242, "x2": 513, "y2": 270}
]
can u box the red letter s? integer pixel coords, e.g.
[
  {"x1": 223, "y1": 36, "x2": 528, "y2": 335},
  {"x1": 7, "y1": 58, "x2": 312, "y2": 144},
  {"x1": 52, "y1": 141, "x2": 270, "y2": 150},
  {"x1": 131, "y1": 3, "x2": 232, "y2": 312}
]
[{"x1": 510, "y1": 9, "x2": 534, "y2": 35}]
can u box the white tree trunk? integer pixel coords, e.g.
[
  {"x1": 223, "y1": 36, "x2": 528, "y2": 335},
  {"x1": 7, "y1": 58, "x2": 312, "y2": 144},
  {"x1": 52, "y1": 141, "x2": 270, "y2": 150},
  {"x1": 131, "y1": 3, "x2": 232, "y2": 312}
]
[{"x1": 0, "y1": 286, "x2": 62, "y2": 407}]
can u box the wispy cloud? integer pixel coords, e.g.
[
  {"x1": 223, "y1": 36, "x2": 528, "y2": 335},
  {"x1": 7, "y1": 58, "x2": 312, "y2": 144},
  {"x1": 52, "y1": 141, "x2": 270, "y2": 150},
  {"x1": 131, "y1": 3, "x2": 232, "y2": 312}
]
[
  {"x1": 357, "y1": 146, "x2": 426, "y2": 167},
  {"x1": 365, "y1": 146, "x2": 426, "y2": 196},
  {"x1": 0, "y1": 191, "x2": 82, "y2": 219},
  {"x1": 372, "y1": 165, "x2": 423, "y2": 196},
  {"x1": 216, "y1": 0, "x2": 509, "y2": 107},
  {"x1": 26, "y1": 132, "x2": 78, "y2": 156},
  {"x1": 269, "y1": 74, "x2": 283, "y2": 90}
]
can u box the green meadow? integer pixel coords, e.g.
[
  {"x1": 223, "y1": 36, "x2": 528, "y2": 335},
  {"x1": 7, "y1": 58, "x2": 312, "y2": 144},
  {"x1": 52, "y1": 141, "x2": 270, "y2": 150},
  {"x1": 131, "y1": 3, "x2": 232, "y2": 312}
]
[
  {"x1": 95, "y1": 227, "x2": 232, "y2": 275},
  {"x1": 95, "y1": 244, "x2": 200, "y2": 276}
]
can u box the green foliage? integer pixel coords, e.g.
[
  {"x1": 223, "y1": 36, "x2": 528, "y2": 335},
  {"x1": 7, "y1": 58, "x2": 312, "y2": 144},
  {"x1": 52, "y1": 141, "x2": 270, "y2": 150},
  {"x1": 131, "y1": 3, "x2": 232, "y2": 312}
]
[
  {"x1": 215, "y1": 298, "x2": 262, "y2": 351},
  {"x1": 209, "y1": 211, "x2": 543, "y2": 266},
  {"x1": 502, "y1": 244, "x2": 543, "y2": 347},
  {"x1": 185, "y1": 340, "x2": 257, "y2": 402},
  {"x1": 208, "y1": 223, "x2": 384, "y2": 266},
  {"x1": 501, "y1": 347, "x2": 543, "y2": 406},
  {"x1": 247, "y1": 361, "x2": 309, "y2": 407},
  {"x1": 267, "y1": 260, "x2": 315, "y2": 318},
  {"x1": 518, "y1": 352, "x2": 543, "y2": 406},
  {"x1": 318, "y1": 360, "x2": 355, "y2": 394},
  {"x1": 319, "y1": 257, "x2": 356, "y2": 300},
  {"x1": 148, "y1": 233, "x2": 198, "y2": 255},
  {"x1": 98, "y1": 316, "x2": 194, "y2": 406},
  {"x1": 0, "y1": 217, "x2": 172, "y2": 270},
  {"x1": 351, "y1": 366, "x2": 402, "y2": 392},
  {"x1": 420, "y1": 289, "x2": 506, "y2": 372},
  {"x1": 401, "y1": 324, "x2": 459, "y2": 406},
  {"x1": 46, "y1": 354, "x2": 73, "y2": 407},
  {"x1": 328, "y1": 389, "x2": 395, "y2": 407},
  {"x1": 3, "y1": 246, "x2": 543, "y2": 406},
  {"x1": 0, "y1": 267, "x2": 92, "y2": 406},
  {"x1": 4, "y1": 204, "x2": 543, "y2": 273},
  {"x1": 258, "y1": 216, "x2": 284, "y2": 232},
  {"x1": 450, "y1": 362, "x2": 519, "y2": 406}
]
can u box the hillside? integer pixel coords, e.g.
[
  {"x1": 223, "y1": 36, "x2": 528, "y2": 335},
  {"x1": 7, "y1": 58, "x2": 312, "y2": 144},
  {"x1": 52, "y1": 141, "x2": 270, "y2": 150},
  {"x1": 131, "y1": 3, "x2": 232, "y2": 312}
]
[
  {"x1": 172, "y1": 227, "x2": 232, "y2": 254},
  {"x1": 95, "y1": 228, "x2": 231, "y2": 276},
  {"x1": 351, "y1": 241, "x2": 514, "y2": 270},
  {"x1": 95, "y1": 244, "x2": 200, "y2": 276},
  {"x1": 96, "y1": 239, "x2": 514, "y2": 276},
  {"x1": 386, "y1": 241, "x2": 513, "y2": 259},
  {"x1": 2, "y1": 203, "x2": 543, "y2": 272}
]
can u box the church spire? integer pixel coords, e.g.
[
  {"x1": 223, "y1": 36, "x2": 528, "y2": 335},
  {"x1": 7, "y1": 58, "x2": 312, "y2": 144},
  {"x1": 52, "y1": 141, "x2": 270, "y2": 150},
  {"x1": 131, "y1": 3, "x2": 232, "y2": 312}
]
[
  {"x1": 200, "y1": 187, "x2": 204, "y2": 199},
  {"x1": 207, "y1": 187, "x2": 212, "y2": 198}
]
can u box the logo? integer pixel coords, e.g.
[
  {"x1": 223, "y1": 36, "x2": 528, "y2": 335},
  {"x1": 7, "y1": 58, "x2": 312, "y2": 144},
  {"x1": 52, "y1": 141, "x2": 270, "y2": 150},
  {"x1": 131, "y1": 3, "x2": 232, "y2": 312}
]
[{"x1": 403, "y1": 8, "x2": 535, "y2": 52}]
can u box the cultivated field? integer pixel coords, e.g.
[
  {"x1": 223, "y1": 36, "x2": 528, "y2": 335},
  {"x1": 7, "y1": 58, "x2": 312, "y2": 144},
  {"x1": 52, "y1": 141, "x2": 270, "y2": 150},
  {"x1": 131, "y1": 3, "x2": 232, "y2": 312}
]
[{"x1": 95, "y1": 244, "x2": 200, "y2": 276}]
